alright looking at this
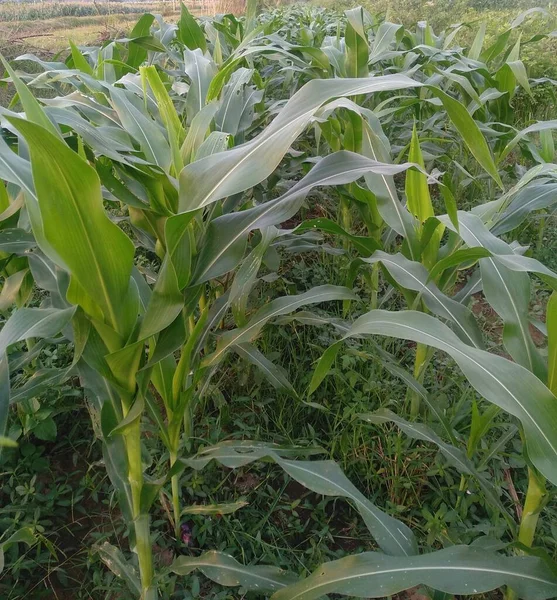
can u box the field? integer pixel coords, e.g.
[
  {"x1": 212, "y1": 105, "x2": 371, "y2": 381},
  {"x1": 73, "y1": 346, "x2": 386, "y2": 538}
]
[
  {"x1": 1, "y1": 1, "x2": 557, "y2": 600},
  {"x1": 0, "y1": 2, "x2": 188, "y2": 57}
]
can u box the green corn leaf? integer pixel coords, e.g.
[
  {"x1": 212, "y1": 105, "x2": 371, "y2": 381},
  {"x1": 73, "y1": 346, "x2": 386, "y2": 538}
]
[
  {"x1": 110, "y1": 87, "x2": 172, "y2": 170},
  {"x1": 498, "y1": 121, "x2": 557, "y2": 164},
  {"x1": 179, "y1": 75, "x2": 420, "y2": 212},
  {"x1": 234, "y1": 343, "x2": 297, "y2": 397},
  {"x1": 363, "y1": 251, "x2": 483, "y2": 348},
  {"x1": 371, "y1": 22, "x2": 402, "y2": 60},
  {"x1": 180, "y1": 101, "x2": 219, "y2": 165},
  {"x1": 44, "y1": 106, "x2": 137, "y2": 166},
  {"x1": 271, "y1": 545, "x2": 557, "y2": 600},
  {"x1": 0, "y1": 137, "x2": 34, "y2": 197},
  {"x1": 214, "y1": 67, "x2": 261, "y2": 137},
  {"x1": 80, "y1": 364, "x2": 133, "y2": 518},
  {"x1": 140, "y1": 65, "x2": 186, "y2": 173},
  {"x1": 468, "y1": 21, "x2": 486, "y2": 60},
  {"x1": 308, "y1": 340, "x2": 342, "y2": 396},
  {"x1": 345, "y1": 7, "x2": 369, "y2": 78},
  {"x1": 510, "y1": 7, "x2": 550, "y2": 27},
  {"x1": 245, "y1": 0, "x2": 258, "y2": 35},
  {"x1": 138, "y1": 255, "x2": 183, "y2": 341},
  {"x1": 171, "y1": 551, "x2": 297, "y2": 592},
  {"x1": 295, "y1": 218, "x2": 380, "y2": 257},
  {"x1": 230, "y1": 227, "x2": 278, "y2": 326},
  {"x1": 96, "y1": 541, "x2": 142, "y2": 596},
  {"x1": 405, "y1": 124, "x2": 434, "y2": 222},
  {"x1": 427, "y1": 247, "x2": 491, "y2": 281},
  {"x1": 0, "y1": 307, "x2": 75, "y2": 355},
  {"x1": 360, "y1": 342, "x2": 456, "y2": 441},
  {"x1": 127, "y1": 13, "x2": 156, "y2": 69},
  {"x1": 125, "y1": 35, "x2": 166, "y2": 53},
  {"x1": 548, "y1": 293, "x2": 557, "y2": 395},
  {"x1": 181, "y1": 501, "x2": 248, "y2": 516},
  {"x1": 184, "y1": 48, "x2": 217, "y2": 123},
  {"x1": 492, "y1": 182, "x2": 557, "y2": 236},
  {"x1": 1, "y1": 55, "x2": 60, "y2": 139},
  {"x1": 360, "y1": 409, "x2": 506, "y2": 515},
  {"x1": 540, "y1": 130, "x2": 555, "y2": 163},
  {"x1": 181, "y1": 441, "x2": 417, "y2": 556},
  {"x1": 360, "y1": 117, "x2": 419, "y2": 259},
  {"x1": 191, "y1": 151, "x2": 416, "y2": 284},
  {"x1": 343, "y1": 310, "x2": 557, "y2": 486},
  {"x1": 0, "y1": 527, "x2": 34, "y2": 573},
  {"x1": 10, "y1": 367, "x2": 73, "y2": 404},
  {"x1": 480, "y1": 28, "x2": 511, "y2": 63},
  {"x1": 105, "y1": 340, "x2": 144, "y2": 393},
  {"x1": 109, "y1": 394, "x2": 145, "y2": 436},
  {"x1": 442, "y1": 211, "x2": 548, "y2": 378},
  {"x1": 405, "y1": 125, "x2": 440, "y2": 266},
  {"x1": 205, "y1": 285, "x2": 357, "y2": 366},
  {"x1": 9, "y1": 118, "x2": 135, "y2": 335},
  {"x1": 0, "y1": 229, "x2": 35, "y2": 254},
  {"x1": 0, "y1": 355, "x2": 9, "y2": 456},
  {"x1": 427, "y1": 87, "x2": 503, "y2": 189},
  {"x1": 178, "y1": 2, "x2": 207, "y2": 52},
  {"x1": 69, "y1": 41, "x2": 93, "y2": 76},
  {"x1": 196, "y1": 131, "x2": 230, "y2": 158}
]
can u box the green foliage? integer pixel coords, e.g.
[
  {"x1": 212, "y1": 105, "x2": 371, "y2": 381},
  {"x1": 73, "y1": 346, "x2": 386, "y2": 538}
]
[{"x1": 1, "y1": 4, "x2": 557, "y2": 600}]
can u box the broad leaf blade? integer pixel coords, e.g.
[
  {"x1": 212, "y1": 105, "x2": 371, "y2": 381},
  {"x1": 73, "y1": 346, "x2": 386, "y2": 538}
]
[
  {"x1": 179, "y1": 75, "x2": 420, "y2": 212},
  {"x1": 343, "y1": 310, "x2": 557, "y2": 486},
  {"x1": 271, "y1": 545, "x2": 557, "y2": 600},
  {"x1": 8, "y1": 118, "x2": 135, "y2": 334},
  {"x1": 171, "y1": 551, "x2": 296, "y2": 592}
]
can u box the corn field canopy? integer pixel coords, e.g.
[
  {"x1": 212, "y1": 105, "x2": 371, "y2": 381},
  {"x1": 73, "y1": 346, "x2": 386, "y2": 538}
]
[{"x1": 1, "y1": 3, "x2": 557, "y2": 600}]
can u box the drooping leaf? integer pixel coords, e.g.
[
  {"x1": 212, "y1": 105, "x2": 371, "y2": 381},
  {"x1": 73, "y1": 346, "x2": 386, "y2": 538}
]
[
  {"x1": 271, "y1": 545, "x2": 557, "y2": 600},
  {"x1": 96, "y1": 541, "x2": 142, "y2": 596},
  {"x1": 192, "y1": 151, "x2": 416, "y2": 284},
  {"x1": 179, "y1": 75, "x2": 420, "y2": 212},
  {"x1": 0, "y1": 307, "x2": 75, "y2": 355},
  {"x1": 205, "y1": 286, "x2": 357, "y2": 366},
  {"x1": 442, "y1": 211, "x2": 547, "y2": 378},
  {"x1": 360, "y1": 409, "x2": 506, "y2": 514},
  {"x1": 492, "y1": 182, "x2": 557, "y2": 236},
  {"x1": 343, "y1": 310, "x2": 557, "y2": 486},
  {"x1": 234, "y1": 343, "x2": 297, "y2": 396},
  {"x1": 171, "y1": 551, "x2": 296, "y2": 592},
  {"x1": 181, "y1": 441, "x2": 417, "y2": 556},
  {"x1": 363, "y1": 251, "x2": 483, "y2": 348},
  {"x1": 1, "y1": 55, "x2": 60, "y2": 138}
]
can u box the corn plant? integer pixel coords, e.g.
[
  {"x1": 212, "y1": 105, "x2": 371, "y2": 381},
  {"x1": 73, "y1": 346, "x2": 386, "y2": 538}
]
[{"x1": 1, "y1": 4, "x2": 557, "y2": 599}]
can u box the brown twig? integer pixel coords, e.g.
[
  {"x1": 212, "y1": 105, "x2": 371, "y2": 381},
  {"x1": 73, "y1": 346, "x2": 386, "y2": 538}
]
[
  {"x1": 8, "y1": 33, "x2": 54, "y2": 41},
  {"x1": 504, "y1": 468, "x2": 522, "y2": 521}
]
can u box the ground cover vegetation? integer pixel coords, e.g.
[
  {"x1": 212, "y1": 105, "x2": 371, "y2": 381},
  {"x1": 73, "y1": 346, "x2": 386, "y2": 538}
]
[{"x1": 1, "y1": 2, "x2": 557, "y2": 599}]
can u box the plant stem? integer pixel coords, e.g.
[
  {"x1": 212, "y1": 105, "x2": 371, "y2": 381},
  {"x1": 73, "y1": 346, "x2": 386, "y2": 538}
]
[
  {"x1": 505, "y1": 467, "x2": 546, "y2": 600},
  {"x1": 135, "y1": 514, "x2": 156, "y2": 600},
  {"x1": 454, "y1": 474, "x2": 467, "y2": 513},
  {"x1": 340, "y1": 197, "x2": 351, "y2": 249},
  {"x1": 370, "y1": 262, "x2": 379, "y2": 310},
  {"x1": 409, "y1": 342, "x2": 428, "y2": 418},
  {"x1": 517, "y1": 467, "x2": 546, "y2": 548},
  {"x1": 537, "y1": 216, "x2": 546, "y2": 255},
  {"x1": 125, "y1": 420, "x2": 155, "y2": 599},
  {"x1": 170, "y1": 452, "x2": 181, "y2": 539}
]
